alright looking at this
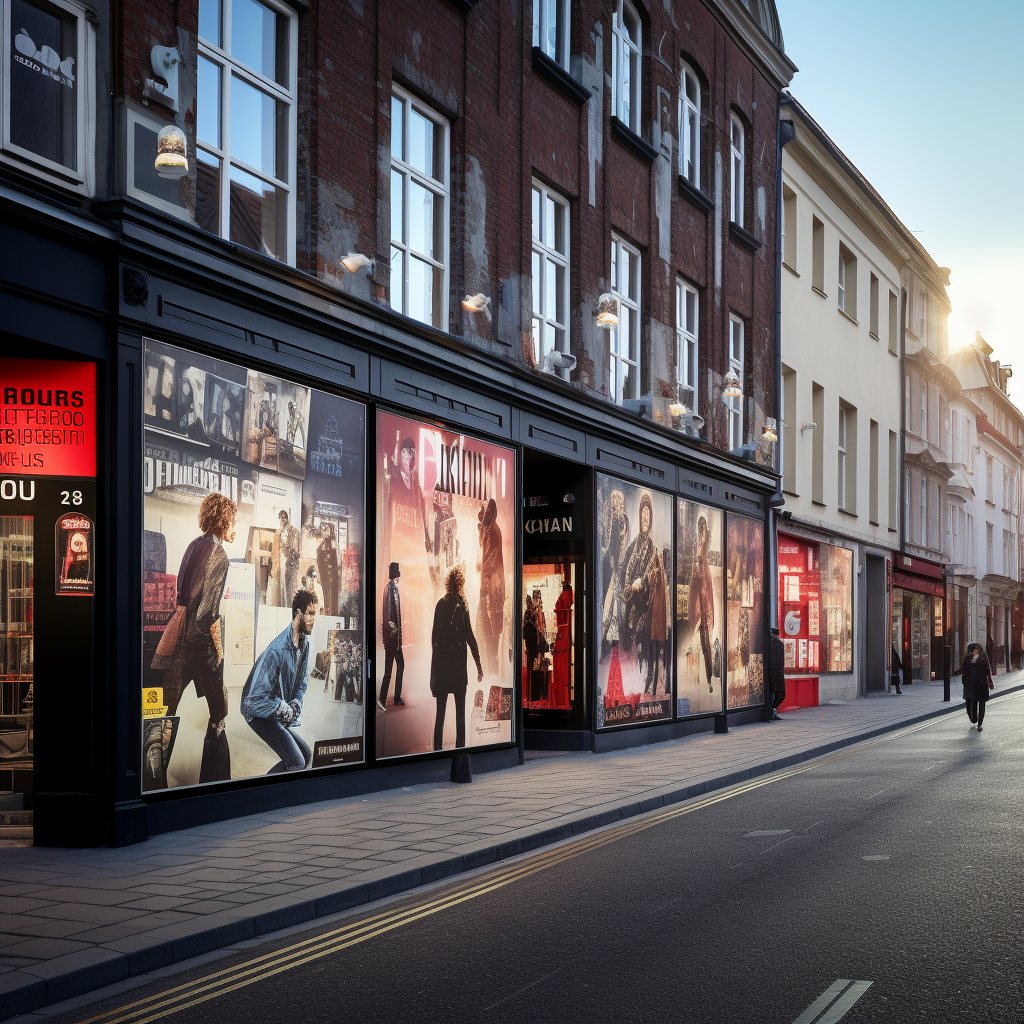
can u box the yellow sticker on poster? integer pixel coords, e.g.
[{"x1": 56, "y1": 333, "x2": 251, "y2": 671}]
[{"x1": 142, "y1": 687, "x2": 167, "y2": 718}]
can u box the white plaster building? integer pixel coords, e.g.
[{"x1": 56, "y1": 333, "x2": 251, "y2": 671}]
[{"x1": 776, "y1": 96, "x2": 906, "y2": 702}]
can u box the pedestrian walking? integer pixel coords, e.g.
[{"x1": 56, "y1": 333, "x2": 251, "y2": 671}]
[
  {"x1": 767, "y1": 626, "x2": 785, "y2": 720},
  {"x1": 961, "y1": 642, "x2": 994, "y2": 732},
  {"x1": 890, "y1": 644, "x2": 903, "y2": 694}
]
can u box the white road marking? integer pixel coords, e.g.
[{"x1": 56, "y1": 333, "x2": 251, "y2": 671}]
[
  {"x1": 744, "y1": 829, "x2": 792, "y2": 836},
  {"x1": 864, "y1": 788, "x2": 890, "y2": 799},
  {"x1": 793, "y1": 980, "x2": 873, "y2": 1024}
]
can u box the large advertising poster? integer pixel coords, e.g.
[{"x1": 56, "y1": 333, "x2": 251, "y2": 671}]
[
  {"x1": 142, "y1": 340, "x2": 365, "y2": 791},
  {"x1": 819, "y1": 543, "x2": 853, "y2": 672},
  {"x1": 726, "y1": 514, "x2": 765, "y2": 709},
  {"x1": 596, "y1": 474, "x2": 673, "y2": 728},
  {"x1": 375, "y1": 411, "x2": 515, "y2": 757},
  {"x1": 675, "y1": 499, "x2": 724, "y2": 717}
]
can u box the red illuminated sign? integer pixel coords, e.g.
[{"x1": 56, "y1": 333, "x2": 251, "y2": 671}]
[{"x1": 0, "y1": 358, "x2": 96, "y2": 477}]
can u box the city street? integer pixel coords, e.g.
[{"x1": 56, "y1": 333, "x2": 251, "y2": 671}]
[{"x1": 29, "y1": 691, "x2": 1023, "y2": 1024}]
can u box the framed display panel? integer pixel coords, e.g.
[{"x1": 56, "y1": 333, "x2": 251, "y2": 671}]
[
  {"x1": 725, "y1": 513, "x2": 765, "y2": 709},
  {"x1": 595, "y1": 473, "x2": 673, "y2": 728},
  {"x1": 675, "y1": 498, "x2": 724, "y2": 717},
  {"x1": 375, "y1": 409, "x2": 516, "y2": 757},
  {"x1": 141, "y1": 339, "x2": 366, "y2": 791}
]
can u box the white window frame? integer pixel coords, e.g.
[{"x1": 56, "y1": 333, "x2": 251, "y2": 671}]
[
  {"x1": 918, "y1": 288, "x2": 928, "y2": 340},
  {"x1": 611, "y1": 0, "x2": 641, "y2": 132},
  {"x1": 675, "y1": 277, "x2": 698, "y2": 410},
  {"x1": 730, "y1": 114, "x2": 744, "y2": 227},
  {"x1": 531, "y1": 180, "x2": 570, "y2": 378},
  {"x1": 920, "y1": 476, "x2": 926, "y2": 546},
  {"x1": 533, "y1": 0, "x2": 569, "y2": 69},
  {"x1": 837, "y1": 251, "x2": 846, "y2": 311},
  {"x1": 678, "y1": 61, "x2": 700, "y2": 187},
  {"x1": 390, "y1": 84, "x2": 450, "y2": 329},
  {"x1": 728, "y1": 314, "x2": 744, "y2": 450},
  {"x1": 1, "y1": 0, "x2": 93, "y2": 190},
  {"x1": 196, "y1": 0, "x2": 298, "y2": 264},
  {"x1": 838, "y1": 405, "x2": 847, "y2": 509},
  {"x1": 905, "y1": 469, "x2": 911, "y2": 541},
  {"x1": 609, "y1": 233, "x2": 640, "y2": 405}
]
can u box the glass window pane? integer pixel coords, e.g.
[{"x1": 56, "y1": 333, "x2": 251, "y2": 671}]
[
  {"x1": 545, "y1": 0, "x2": 558, "y2": 57},
  {"x1": 408, "y1": 256, "x2": 439, "y2": 327},
  {"x1": 390, "y1": 245, "x2": 403, "y2": 308},
  {"x1": 230, "y1": 74, "x2": 278, "y2": 176},
  {"x1": 626, "y1": 309, "x2": 637, "y2": 361},
  {"x1": 199, "y1": 0, "x2": 221, "y2": 46},
  {"x1": 231, "y1": 0, "x2": 278, "y2": 81},
  {"x1": 228, "y1": 163, "x2": 286, "y2": 260},
  {"x1": 544, "y1": 322, "x2": 555, "y2": 358},
  {"x1": 532, "y1": 252, "x2": 541, "y2": 314},
  {"x1": 553, "y1": 201, "x2": 566, "y2": 254},
  {"x1": 197, "y1": 57, "x2": 221, "y2": 147},
  {"x1": 532, "y1": 320, "x2": 541, "y2": 364},
  {"x1": 627, "y1": 50, "x2": 637, "y2": 126},
  {"x1": 532, "y1": 187, "x2": 541, "y2": 241},
  {"x1": 686, "y1": 290, "x2": 696, "y2": 333},
  {"x1": 195, "y1": 150, "x2": 221, "y2": 235},
  {"x1": 409, "y1": 109, "x2": 434, "y2": 178},
  {"x1": 553, "y1": 264, "x2": 565, "y2": 323},
  {"x1": 544, "y1": 195, "x2": 555, "y2": 249},
  {"x1": 554, "y1": 327, "x2": 565, "y2": 357},
  {"x1": 9, "y1": 0, "x2": 78, "y2": 170},
  {"x1": 390, "y1": 169, "x2": 404, "y2": 243},
  {"x1": 545, "y1": 258, "x2": 556, "y2": 321},
  {"x1": 391, "y1": 94, "x2": 403, "y2": 161},
  {"x1": 408, "y1": 181, "x2": 435, "y2": 258}
]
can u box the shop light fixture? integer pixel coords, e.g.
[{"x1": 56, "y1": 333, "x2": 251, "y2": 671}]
[
  {"x1": 722, "y1": 369, "x2": 742, "y2": 400},
  {"x1": 154, "y1": 126, "x2": 188, "y2": 178},
  {"x1": 593, "y1": 293, "x2": 619, "y2": 328},
  {"x1": 545, "y1": 349, "x2": 577, "y2": 372},
  {"x1": 341, "y1": 252, "x2": 374, "y2": 274},
  {"x1": 461, "y1": 293, "x2": 492, "y2": 323},
  {"x1": 762, "y1": 417, "x2": 778, "y2": 444}
]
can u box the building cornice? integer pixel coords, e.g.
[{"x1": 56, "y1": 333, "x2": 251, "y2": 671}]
[{"x1": 706, "y1": 0, "x2": 797, "y2": 86}]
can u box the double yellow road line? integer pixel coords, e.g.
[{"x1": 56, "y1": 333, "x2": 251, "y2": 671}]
[{"x1": 78, "y1": 722, "x2": 939, "y2": 1024}]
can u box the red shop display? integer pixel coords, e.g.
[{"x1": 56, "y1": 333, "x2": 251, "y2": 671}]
[{"x1": 778, "y1": 536, "x2": 822, "y2": 673}]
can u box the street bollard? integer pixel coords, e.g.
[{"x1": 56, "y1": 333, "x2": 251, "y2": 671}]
[{"x1": 943, "y1": 644, "x2": 951, "y2": 702}]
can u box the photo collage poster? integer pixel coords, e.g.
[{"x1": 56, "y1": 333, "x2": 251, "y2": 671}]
[
  {"x1": 142, "y1": 339, "x2": 365, "y2": 791},
  {"x1": 725, "y1": 514, "x2": 765, "y2": 709},
  {"x1": 596, "y1": 474, "x2": 673, "y2": 728},
  {"x1": 675, "y1": 499, "x2": 724, "y2": 717},
  {"x1": 375, "y1": 411, "x2": 516, "y2": 757}
]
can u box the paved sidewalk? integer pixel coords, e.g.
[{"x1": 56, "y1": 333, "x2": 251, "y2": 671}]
[{"x1": 2, "y1": 674, "x2": 1023, "y2": 1019}]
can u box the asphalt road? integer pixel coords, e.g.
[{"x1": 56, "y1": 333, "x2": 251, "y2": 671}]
[{"x1": 47, "y1": 693, "x2": 1024, "y2": 1024}]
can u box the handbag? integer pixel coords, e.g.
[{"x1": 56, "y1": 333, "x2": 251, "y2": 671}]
[{"x1": 151, "y1": 605, "x2": 186, "y2": 669}]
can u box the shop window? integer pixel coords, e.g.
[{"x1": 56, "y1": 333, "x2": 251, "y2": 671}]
[
  {"x1": 533, "y1": 0, "x2": 569, "y2": 69},
  {"x1": 679, "y1": 61, "x2": 701, "y2": 187},
  {"x1": 727, "y1": 314, "x2": 744, "y2": 450},
  {"x1": 611, "y1": 0, "x2": 641, "y2": 133},
  {"x1": 390, "y1": 86, "x2": 449, "y2": 329},
  {"x1": 196, "y1": 0, "x2": 297, "y2": 263},
  {"x1": 609, "y1": 234, "x2": 640, "y2": 404},
  {"x1": 778, "y1": 536, "x2": 853, "y2": 675},
  {"x1": 730, "y1": 114, "x2": 744, "y2": 227},
  {"x1": 0, "y1": 518, "x2": 32, "y2": 784},
  {"x1": 531, "y1": 181, "x2": 570, "y2": 377},
  {"x1": 675, "y1": 278, "x2": 698, "y2": 412},
  {"x1": 523, "y1": 563, "x2": 577, "y2": 712},
  {"x1": 1, "y1": 0, "x2": 90, "y2": 187},
  {"x1": 726, "y1": 514, "x2": 764, "y2": 708}
]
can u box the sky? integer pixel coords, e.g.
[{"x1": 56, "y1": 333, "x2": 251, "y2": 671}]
[{"x1": 774, "y1": 0, "x2": 1024, "y2": 408}]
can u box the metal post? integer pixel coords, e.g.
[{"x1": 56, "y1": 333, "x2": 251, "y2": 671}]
[{"x1": 943, "y1": 644, "x2": 951, "y2": 702}]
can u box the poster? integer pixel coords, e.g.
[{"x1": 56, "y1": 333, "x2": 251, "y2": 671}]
[
  {"x1": 596, "y1": 474, "x2": 673, "y2": 728},
  {"x1": 726, "y1": 514, "x2": 765, "y2": 709},
  {"x1": 375, "y1": 411, "x2": 515, "y2": 756},
  {"x1": 675, "y1": 499, "x2": 724, "y2": 717},
  {"x1": 54, "y1": 512, "x2": 94, "y2": 594},
  {"x1": 142, "y1": 339, "x2": 365, "y2": 791}
]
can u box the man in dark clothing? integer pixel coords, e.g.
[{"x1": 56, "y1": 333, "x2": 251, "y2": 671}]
[
  {"x1": 379, "y1": 561, "x2": 405, "y2": 709},
  {"x1": 890, "y1": 644, "x2": 903, "y2": 693},
  {"x1": 767, "y1": 626, "x2": 785, "y2": 720}
]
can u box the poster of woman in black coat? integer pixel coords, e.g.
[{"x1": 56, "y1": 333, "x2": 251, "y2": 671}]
[
  {"x1": 961, "y1": 642, "x2": 994, "y2": 731},
  {"x1": 430, "y1": 567, "x2": 484, "y2": 750}
]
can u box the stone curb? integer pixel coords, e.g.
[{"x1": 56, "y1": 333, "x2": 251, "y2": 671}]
[{"x1": 3, "y1": 683, "x2": 1021, "y2": 1021}]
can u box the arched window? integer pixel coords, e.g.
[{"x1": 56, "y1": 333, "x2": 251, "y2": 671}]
[
  {"x1": 730, "y1": 114, "x2": 744, "y2": 227},
  {"x1": 679, "y1": 62, "x2": 700, "y2": 186},
  {"x1": 612, "y1": 0, "x2": 641, "y2": 132}
]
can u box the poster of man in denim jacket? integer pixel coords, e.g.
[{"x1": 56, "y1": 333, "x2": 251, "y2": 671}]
[{"x1": 241, "y1": 589, "x2": 316, "y2": 773}]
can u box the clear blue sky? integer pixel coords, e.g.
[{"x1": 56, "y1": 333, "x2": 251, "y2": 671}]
[{"x1": 775, "y1": 0, "x2": 1024, "y2": 406}]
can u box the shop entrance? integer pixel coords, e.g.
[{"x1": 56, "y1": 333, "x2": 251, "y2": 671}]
[{"x1": 522, "y1": 453, "x2": 589, "y2": 738}]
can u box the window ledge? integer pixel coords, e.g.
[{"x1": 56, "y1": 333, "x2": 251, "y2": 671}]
[
  {"x1": 838, "y1": 306, "x2": 859, "y2": 326},
  {"x1": 531, "y1": 48, "x2": 591, "y2": 106},
  {"x1": 811, "y1": 499, "x2": 826, "y2": 508},
  {"x1": 869, "y1": 331, "x2": 879, "y2": 341},
  {"x1": 610, "y1": 116, "x2": 658, "y2": 164},
  {"x1": 677, "y1": 175, "x2": 714, "y2": 213},
  {"x1": 783, "y1": 261, "x2": 799, "y2": 277},
  {"x1": 812, "y1": 285, "x2": 828, "y2": 299},
  {"x1": 838, "y1": 507, "x2": 858, "y2": 518},
  {"x1": 729, "y1": 221, "x2": 762, "y2": 253}
]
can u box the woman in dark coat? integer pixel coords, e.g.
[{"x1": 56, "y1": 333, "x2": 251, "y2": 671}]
[
  {"x1": 962, "y1": 642, "x2": 994, "y2": 731},
  {"x1": 430, "y1": 567, "x2": 483, "y2": 750}
]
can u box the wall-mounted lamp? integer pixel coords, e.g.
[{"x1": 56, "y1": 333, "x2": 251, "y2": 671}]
[
  {"x1": 155, "y1": 126, "x2": 188, "y2": 178},
  {"x1": 762, "y1": 417, "x2": 778, "y2": 444},
  {"x1": 461, "y1": 293, "x2": 492, "y2": 323},
  {"x1": 722, "y1": 369, "x2": 742, "y2": 400},
  {"x1": 800, "y1": 420, "x2": 817, "y2": 431},
  {"x1": 593, "y1": 293, "x2": 619, "y2": 328},
  {"x1": 544, "y1": 349, "x2": 576, "y2": 372},
  {"x1": 341, "y1": 252, "x2": 374, "y2": 274}
]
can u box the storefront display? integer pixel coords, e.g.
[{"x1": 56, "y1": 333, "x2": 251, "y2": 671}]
[
  {"x1": 726, "y1": 515, "x2": 764, "y2": 709},
  {"x1": 675, "y1": 499, "x2": 724, "y2": 716},
  {"x1": 595, "y1": 474, "x2": 672, "y2": 728},
  {"x1": 142, "y1": 340, "x2": 366, "y2": 791},
  {"x1": 375, "y1": 411, "x2": 515, "y2": 756},
  {"x1": 523, "y1": 562, "x2": 575, "y2": 711},
  {"x1": 777, "y1": 536, "x2": 853, "y2": 675}
]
